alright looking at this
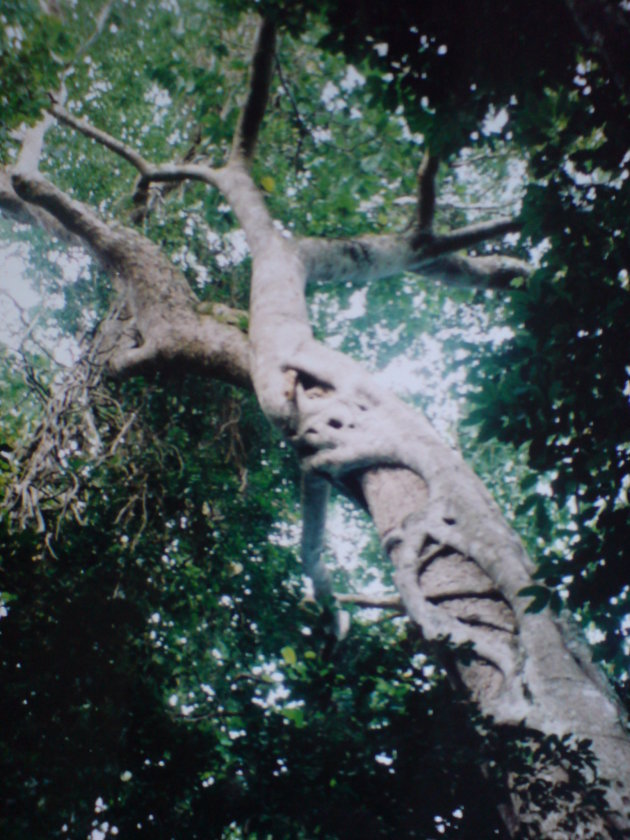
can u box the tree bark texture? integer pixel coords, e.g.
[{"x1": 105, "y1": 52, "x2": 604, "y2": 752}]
[{"x1": 2, "y1": 15, "x2": 629, "y2": 839}]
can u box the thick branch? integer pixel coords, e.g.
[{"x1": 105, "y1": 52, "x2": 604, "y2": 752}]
[
  {"x1": 230, "y1": 17, "x2": 277, "y2": 165},
  {"x1": 11, "y1": 171, "x2": 252, "y2": 389},
  {"x1": 0, "y1": 171, "x2": 81, "y2": 246},
  {"x1": 336, "y1": 592, "x2": 403, "y2": 610},
  {"x1": 416, "y1": 151, "x2": 439, "y2": 230},
  {"x1": 425, "y1": 252, "x2": 533, "y2": 286},
  {"x1": 416, "y1": 217, "x2": 523, "y2": 255},
  {"x1": 50, "y1": 102, "x2": 152, "y2": 174},
  {"x1": 46, "y1": 103, "x2": 222, "y2": 193},
  {"x1": 12, "y1": 171, "x2": 130, "y2": 259},
  {"x1": 299, "y1": 227, "x2": 530, "y2": 290}
]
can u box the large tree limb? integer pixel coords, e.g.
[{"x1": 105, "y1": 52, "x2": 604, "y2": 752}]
[
  {"x1": 420, "y1": 217, "x2": 523, "y2": 255},
  {"x1": 0, "y1": 171, "x2": 82, "y2": 246},
  {"x1": 229, "y1": 17, "x2": 277, "y2": 166},
  {"x1": 298, "y1": 231, "x2": 531, "y2": 289},
  {"x1": 209, "y1": 21, "x2": 630, "y2": 834},
  {"x1": 416, "y1": 151, "x2": 439, "y2": 230},
  {"x1": 47, "y1": 53, "x2": 528, "y2": 294},
  {"x1": 46, "y1": 104, "x2": 531, "y2": 291},
  {"x1": 11, "y1": 171, "x2": 252, "y2": 389}
]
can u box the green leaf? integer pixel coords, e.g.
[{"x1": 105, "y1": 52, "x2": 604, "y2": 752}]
[
  {"x1": 280, "y1": 646, "x2": 297, "y2": 666},
  {"x1": 281, "y1": 706, "x2": 305, "y2": 727},
  {"x1": 260, "y1": 175, "x2": 275, "y2": 193}
]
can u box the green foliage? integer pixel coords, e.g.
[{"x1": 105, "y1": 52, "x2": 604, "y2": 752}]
[
  {"x1": 0, "y1": 2, "x2": 65, "y2": 159},
  {"x1": 318, "y1": 0, "x2": 582, "y2": 155},
  {"x1": 0, "y1": 369, "x2": 509, "y2": 837}
]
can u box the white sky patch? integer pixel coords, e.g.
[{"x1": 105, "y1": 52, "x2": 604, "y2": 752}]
[
  {"x1": 312, "y1": 127, "x2": 333, "y2": 144},
  {"x1": 326, "y1": 503, "x2": 370, "y2": 575},
  {"x1": 0, "y1": 244, "x2": 89, "y2": 365},
  {"x1": 0, "y1": 245, "x2": 39, "y2": 309},
  {"x1": 345, "y1": 288, "x2": 367, "y2": 319},
  {"x1": 269, "y1": 519, "x2": 301, "y2": 548},
  {"x1": 529, "y1": 237, "x2": 551, "y2": 267},
  {"x1": 320, "y1": 81, "x2": 345, "y2": 113},
  {"x1": 584, "y1": 624, "x2": 606, "y2": 645},
  {"x1": 84, "y1": 78, "x2": 113, "y2": 104},
  {"x1": 397, "y1": 115, "x2": 424, "y2": 145},
  {"x1": 359, "y1": 193, "x2": 385, "y2": 214},
  {"x1": 145, "y1": 83, "x2": 172, "y2": 110},
  {"x1": 482, "y1": 106, "x2": 509, "y2": 136},
  {"x1": 448, "y1": 152, "x2": 526, "y2": 221},
  {"x1": 143, "y1": 82, "x2": 172, "y2": 126},
  {"x1": 340, "y1": 65, "x2": 366, "y2": 93},
  {"x1": 167, "y1": 127, "x2": 183, "y2": 147},
  {"x1": 4, "y1": 23, "x2": 25, "y2": 50}
]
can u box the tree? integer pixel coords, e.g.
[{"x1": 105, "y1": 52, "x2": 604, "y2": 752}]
[{"x1": 1, "y1": 1, "x2": 629, "y2": 837}]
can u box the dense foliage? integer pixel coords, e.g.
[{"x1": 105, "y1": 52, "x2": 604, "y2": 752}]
[{"x1": 1, "y1": 1, "x2": 629, "y2": 836}]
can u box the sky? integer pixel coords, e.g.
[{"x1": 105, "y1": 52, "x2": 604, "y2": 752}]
[{"x1": 0, "y1": 246, "x2": 40, "y2": 347}]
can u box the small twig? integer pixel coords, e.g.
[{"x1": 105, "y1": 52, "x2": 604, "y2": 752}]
[
  {"x1": 437, "y1": 199, "x2": 523, "y2": 213},
  {"x1": 130, "y1": 483, "x2": 148, "y2": 550},
  {"x1": 108, "y1": 410, "x2": 137, "y2": 455}
]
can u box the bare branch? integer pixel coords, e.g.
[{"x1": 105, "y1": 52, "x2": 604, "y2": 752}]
[
  {"x1": 421, "y1": 217, "x2": 522, "y2": 255},
  {"x1": 336, "y1": 592, "x2": 403, "y2": 610},
  {"x1": 11, "y1": 171, "x2": 252, "y2": 389},
  {"x1": 0, "y1": 171, "x2": 82, "y2": 245},
  {"x1": 298, "y1": 224, "x2": 530, "y2": 290},
  {"x1": 11, "y1": 171, "x2": 128, "y2": 259},
  {"x1": 50, "y1": 102, "x2": 151, "y2": 174},
  {"x1": 47, "y1": 103, "x2": 222, "y2": 195},
  {"x1": 74, "y1": 0, "x2": 115, "y2": 62},
  {"x1": 425, "y1": 252, "x2": 533, "y2": 288},
  {"x1": 230, "y1": 17, "x2": 277, "y2": 166},
  {"x1": 15, "y1": 107, "x2": 59, "y2": 173}
]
